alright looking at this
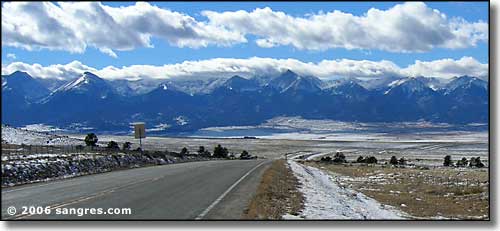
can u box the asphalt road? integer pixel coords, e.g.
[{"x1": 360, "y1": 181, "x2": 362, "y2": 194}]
[{"x1": 1, "y1": 159, "x2": 271, "y2": 220}]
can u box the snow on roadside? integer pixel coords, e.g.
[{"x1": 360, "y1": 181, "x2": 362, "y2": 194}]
[
  {"x1": 286, "y1": 160, "x2": 407, "y2": 220},
  {"x1": 304, "y1": 152, "x2": 329, "y2": 161}
]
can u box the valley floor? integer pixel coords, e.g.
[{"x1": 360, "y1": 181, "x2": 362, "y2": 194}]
[
  {"x1": 298, "y1": 161, "x2": 489, "y2": 220},
  {"x1": 2, "y1": 123, "x2": 489, "y2": 220}
]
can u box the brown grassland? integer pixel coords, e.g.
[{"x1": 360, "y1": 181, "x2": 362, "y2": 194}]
[
  {"x1": 305, "y1": 161, "x2": 489, "y2": 220},
  {"x1": 243, "y1": 160, "x2": 304, "y2": 219}
]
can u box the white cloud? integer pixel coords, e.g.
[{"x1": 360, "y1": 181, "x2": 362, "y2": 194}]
[
  {"x1": 1, "y1": 57, "x2": 488, "y2": 81},
  {"x1": 1, "y1": 2, "x2": 487, "y2": 56},
  {"x1": 401, "y1": 56, "x2": 489, "y2": 79},
  {"x1": 6, "y1": 53, "x2": 17, "y2": 59},
  {"x1": 1, "y1": 60, "x2": 97, "y2": 80},
  {"x1": 203, "y1": 2, "x2": 488, "y2": 52},
  {"x1": 1, "y1": 2, "x2": 245, "y2": 57}
]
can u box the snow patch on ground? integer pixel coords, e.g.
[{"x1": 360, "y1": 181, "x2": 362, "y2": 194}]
[
  {"x1": 174, "y1": 116, "x2": 189, "y2": 125},
  {"x1": 2, "y1": 125, "x2": 82, "y2": 145},
  {"x1": 18, "y1": 124, "x2": 63, "y2": 133},
  {"x1": 287, "y1": 160, "x2": 407, "y2": 220},
  {"x1": 190, "y1": 116, "x2": 487, "y2": 143},
  {"x1": 149, "y1": 123, "x2": 171, "y2": 132},
  {"x1": 304, "y1": 152, "x2": 330, "y2": 161}
]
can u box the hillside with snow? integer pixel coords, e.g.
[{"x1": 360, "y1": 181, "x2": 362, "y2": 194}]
[{"x1": 1, "y1": 125, "x2": 82, "y2": 145}]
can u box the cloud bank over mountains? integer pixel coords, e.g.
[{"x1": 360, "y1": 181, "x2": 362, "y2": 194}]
[
  {"x1": 2, "y1": 2, "x2": 487, "y2": 57},
  {"x1": 202, "y1": 2, "x2": 487, "y2": 52},
  {"x1": 1, "y1": 56, "x2": 488, "y2": 81}
]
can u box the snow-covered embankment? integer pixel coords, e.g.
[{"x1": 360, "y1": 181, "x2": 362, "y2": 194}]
[{"x1": 286, "y1": 160, "x2": 407, "y2": 219}]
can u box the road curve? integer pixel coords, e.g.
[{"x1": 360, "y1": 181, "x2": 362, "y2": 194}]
[{"x1": 1, "y1": 159, "x2": 270, "y2": 220}]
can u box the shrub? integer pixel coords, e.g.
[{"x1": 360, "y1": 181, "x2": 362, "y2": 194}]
[
  {"x1": 470, "y1": 157, "x2": 485, "y2": 168},
  {"x1": 107, "y1": 141, "x2": 119, "y2": 150},
  {"x1": 355, "y1": 155, "x2": 377, "y2": 164},
  {"x1": 389, "y1": 156, "x2": 398, "y2": 165},
  {"x1": 398, "y1": 157, "x2": 407, "y2": 165},
  {"x1": 365, "y1": 156, "x2": 378, "y2": 164},
  {"x1": 240, "y1": 150, "x2": 251, "y2": 159},
  {"x1": 197, "y1": 146, "x2": 205, "y2": 155},
  {"x1": 213, "y1": 144, "x2": 229, "y2": 158},
  {"x1": 321, "y1": 156, "x2": 332, "y2": 162},
  {"x1": 122, "y1": 142, "x2": 132, "y2": 151},
  {"x1": 180, "y1": 147, "x2": 189, "y2": 156},
  {"x1": 332, "y1": 152, "x2": 346, "y2": 163},
  {"x1": 456, "y1": 157, "x2": 469, "y2": 167},
  {"x1": 443, "y1": 155, "x2": 453, "y2": 167},
  {"x1": 84, "y1": 133, "x2": 98, "y2": 146},
  {"x1": 202, "y1": 150, "x2": 212, "y2": 157}
]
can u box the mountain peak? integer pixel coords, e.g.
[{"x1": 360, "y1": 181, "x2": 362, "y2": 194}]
[
  {"x1": 229, "y1": 75, "x2": 245, "y2": 80},
  {"x1": 220, "y1": 75, "x2": 259, "y2": 92},
  {"x1": 267, "y1": 69, "x2": 303, "y2": 91},
  {"x1": 328, "y1": 79, "x2": 368, "y2": 97},
  {"x1": 81, "y1": 72, "x2": 102, "y2": 81},
  {"x1": 385, "y1": 77, "x2": 432, "y2": 96},
  {"x1": 282, "y1": 69, "x2": 298, "y2": 77},
  {"x1": 6, "y1": 71, "x2": 33, "y2": 80},
  {"x1": 446, "y1": 75, "x2": 487, "y2": 93},
  {"x1": 55, "y1": 72, "x2": 107, "y2": 93},
  {"x1": 11, "y1": 70, "x2": 29, "y2": 75},
  {"x1": 2, "y1": 70, "x2": 49, "y2": 101}
]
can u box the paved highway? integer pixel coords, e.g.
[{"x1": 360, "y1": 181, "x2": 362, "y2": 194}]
[{"x1": 1, "y1": 159, "x2": 270, "y2": 220}]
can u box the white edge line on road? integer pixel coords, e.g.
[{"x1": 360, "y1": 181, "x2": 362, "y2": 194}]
[{"x1": 195, "y1": 161, "x2": 267, "y2": 220}]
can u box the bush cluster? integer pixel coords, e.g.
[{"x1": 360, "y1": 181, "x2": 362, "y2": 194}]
[
  {"x1": 356, "y1": 156, "x2": 378, "y2": 164},
  {"x1": 442, "y1": 155, "x2": 485, "y2": 168}
]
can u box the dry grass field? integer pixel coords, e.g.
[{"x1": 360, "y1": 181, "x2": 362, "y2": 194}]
[
  {"x1": 305, "y1": 161, "x2": 489, "y2": 219},
  {"x1": 243, "y1": 160, "x2": 303, "y2": 219}
]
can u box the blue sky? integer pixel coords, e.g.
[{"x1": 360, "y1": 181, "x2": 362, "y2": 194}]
[
  {"x1": 2, "y1": 2, "x2": 489, "y2": 67},
  {"x1": 1, "y1": 1, "x2": 489, "y2": 80}
]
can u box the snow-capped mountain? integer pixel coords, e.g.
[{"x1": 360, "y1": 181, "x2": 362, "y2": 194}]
[
  {"x1": 443, "y1": 76, "x2": 488, "y2": 106},
  {"x1": 52, "y1": 72, "x2": 114, "y2": 97},
  {"x1": 36, "y1": 78, "x2": 72, "y2": 91},
  {"x1": 441, "y1": 76, "x2": 488, "y2": 123},
  {"x1": 444, "y1": 76, "x2": 488, "y2": 94},
  {"x1": 2, "y1": 71, "x2": 50, "y2": 101},
  {"x1": 327, "y1": 79, "x2": 369, "y2": 98},
  {"x1": 32, "y1": 72, "x2": 129, "y2": 128},
  {"x1": 141, "y1": 83, "x2": 189, "y2": 99},
  {"x1": 267, "y1": 70, "x2": 322, "y2": 93},
  {"x1": 358, "y1": 76, "x2": 403, "y2": 90},
  {"x1": 2, "y1": 71, "x2": 51, "y2": 124},
  {"x1": 221, "y1": 75, "x2": 260, "y2": 92},
  {"x1": 1, "y1": 70, "x2": 489, "y2": 131},
  {"x1": 384, "y1": 77, "x2": 436, "y2": 98},
  {"x1": 413, "y1": 76, "x2": 448, "y2": 91}
]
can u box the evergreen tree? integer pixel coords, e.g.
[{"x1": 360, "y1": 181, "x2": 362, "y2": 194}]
[
  {"x1": 213, "y1": 144, "x2": 229, "y2": 158},
  {"x1": 180, "y1": 147, "x2": 189, "y2": 156},
  {"x1": 84, "y1": 133, "x2": 98, "y2": 146},
  {"x1": 443, "y1": 155, "x2": 453, "y2": 167},
  {"x1": 389, "y1": 156, "x2": 398, "y2": 165}
]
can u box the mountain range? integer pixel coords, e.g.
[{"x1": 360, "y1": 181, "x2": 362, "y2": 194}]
[{"x1": 1, "y1": 70, "x2": 489, "y2": 133}]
